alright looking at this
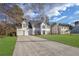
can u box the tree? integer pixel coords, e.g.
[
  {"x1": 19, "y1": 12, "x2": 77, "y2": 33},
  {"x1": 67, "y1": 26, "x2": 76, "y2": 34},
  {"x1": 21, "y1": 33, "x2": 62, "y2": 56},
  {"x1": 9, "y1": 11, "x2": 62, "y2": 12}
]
[
  {"x1": 0, "y1": 4, "x2": 24, "y2": 36},
  {"x1": 0, "y1": 21, "x2": 16, "y2": 36},
  {"x1": 0, "y1": 4, "x2": 24, "y2": 24}
]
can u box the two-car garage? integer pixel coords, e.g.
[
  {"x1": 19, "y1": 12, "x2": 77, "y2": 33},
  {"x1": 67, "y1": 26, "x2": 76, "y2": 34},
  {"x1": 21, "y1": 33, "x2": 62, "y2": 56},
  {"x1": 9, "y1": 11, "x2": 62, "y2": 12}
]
[{"x1": 17, "y1": 29, "x2": 28, "y2": 36}]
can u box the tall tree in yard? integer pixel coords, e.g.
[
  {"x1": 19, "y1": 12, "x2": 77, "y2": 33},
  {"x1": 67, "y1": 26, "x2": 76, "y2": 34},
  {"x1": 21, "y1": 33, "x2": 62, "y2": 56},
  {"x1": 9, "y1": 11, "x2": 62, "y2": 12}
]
[
  {"x1": 0, "y1": 4, "x2": 24, "y2": 24},
  {"x1": 0, "y1": 4, "x2": 24, "y2": 36}
]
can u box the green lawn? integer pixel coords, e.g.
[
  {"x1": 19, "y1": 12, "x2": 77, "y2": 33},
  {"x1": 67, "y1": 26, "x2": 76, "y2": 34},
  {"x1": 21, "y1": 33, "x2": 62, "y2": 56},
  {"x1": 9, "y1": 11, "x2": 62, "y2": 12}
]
[
  {"x1": 37, "y1": 34, "x2": 79, "y2": 48},
  {"x1": 0, "y1": 36, "x2": 16, "y2": 56}
]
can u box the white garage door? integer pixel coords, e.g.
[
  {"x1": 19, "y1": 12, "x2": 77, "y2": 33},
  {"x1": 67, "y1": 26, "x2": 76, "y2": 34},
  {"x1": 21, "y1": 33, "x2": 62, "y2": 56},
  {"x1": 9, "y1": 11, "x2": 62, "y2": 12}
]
[{"x1": 17, "y1": 30, "x2": 24, "y2": 36}]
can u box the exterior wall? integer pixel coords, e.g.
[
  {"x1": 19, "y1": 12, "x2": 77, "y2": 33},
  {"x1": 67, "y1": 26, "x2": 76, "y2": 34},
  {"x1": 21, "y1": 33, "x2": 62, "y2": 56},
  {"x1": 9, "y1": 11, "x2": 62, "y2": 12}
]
[
  {"x1": 41, "y1": 28, "x2": 50, "y2": 35},
  {"x1": 59, "y1": 26, "x2": 70, "y2": 34},
  {"x1": 51, "y1": 25, "x2": 59, "y2": 34},
  {"x1": 51, "y1": 25, "x2": 70, "y2": 34},
  {"x1": 32, "y1": 24, "x2": 41, "y2": 35},
  {"x1": 41, "y1": 23, "x2": 50, "y2": 35},
  {"x1": 16, "y1": 20, "x2": 29, "y2": 36},
  {"x1": 28, "y1": 29, "x2": 33, "y2": 35},
  {"x1": 22, "y1": 21, "x2": 27, "y2": 29}
]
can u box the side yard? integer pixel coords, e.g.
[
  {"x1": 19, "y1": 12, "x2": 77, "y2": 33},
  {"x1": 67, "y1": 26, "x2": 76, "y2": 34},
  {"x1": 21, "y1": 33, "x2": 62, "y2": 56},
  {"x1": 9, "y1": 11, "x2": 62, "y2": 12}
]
[
  {"x1": 37, "y1": 34, "x2": 79, "y2": 48},
  {"x1": 0, "y1": 36, "x2": 16, "y2": 56}
]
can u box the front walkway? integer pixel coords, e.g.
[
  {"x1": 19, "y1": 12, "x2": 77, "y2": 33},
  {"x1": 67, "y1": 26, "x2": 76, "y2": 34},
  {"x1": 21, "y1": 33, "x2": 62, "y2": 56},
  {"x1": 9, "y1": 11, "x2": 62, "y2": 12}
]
[{"x1": 13, "y1": 36, "x2": 79, "y2": 56}]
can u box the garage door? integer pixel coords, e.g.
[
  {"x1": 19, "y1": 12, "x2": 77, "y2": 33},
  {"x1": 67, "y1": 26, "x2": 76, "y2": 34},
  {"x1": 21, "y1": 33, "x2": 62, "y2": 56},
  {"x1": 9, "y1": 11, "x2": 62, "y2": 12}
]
[{"x1": 17, "y1": 30, "x2": 24, "y2": 36}]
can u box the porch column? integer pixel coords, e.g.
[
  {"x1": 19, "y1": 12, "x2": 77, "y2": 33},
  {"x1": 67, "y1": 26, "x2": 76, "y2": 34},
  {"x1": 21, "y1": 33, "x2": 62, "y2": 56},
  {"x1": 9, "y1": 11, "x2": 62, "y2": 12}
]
[
  {"x1": 32, "y1": 28, "x2": 35, "y2": 35},
  {"x1": 41, "y1": 29, "x2": 43, "y2": 35},
  {"x1": 45, "y1": 30, "x2": 47, "y2": 35}
]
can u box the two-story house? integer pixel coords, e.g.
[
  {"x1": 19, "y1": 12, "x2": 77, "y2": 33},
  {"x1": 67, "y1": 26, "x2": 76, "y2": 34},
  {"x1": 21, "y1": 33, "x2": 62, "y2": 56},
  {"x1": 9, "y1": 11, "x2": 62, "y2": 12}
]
[
  {"x1": 17, "y1": 16, "x2": 50, "y2": 36},
  {"x1": 50, "y1": 23, "x2": 70, "y2": 34}
]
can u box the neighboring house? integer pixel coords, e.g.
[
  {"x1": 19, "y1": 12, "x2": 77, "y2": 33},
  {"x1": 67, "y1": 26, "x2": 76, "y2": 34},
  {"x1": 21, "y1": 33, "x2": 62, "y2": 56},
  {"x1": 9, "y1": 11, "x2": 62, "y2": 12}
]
[
  {"x1": 17, "y1": 17, "x2": 50, "y2": 36},
  {"x1": 51, "y1": 23, "x2": 70, "y2": 34},
  {"x1": 50, "y1": 24, "x2": 59, "y2": 34},
  {"x1": 71, "y1": 21, "x2": 79, "y2": 34}
]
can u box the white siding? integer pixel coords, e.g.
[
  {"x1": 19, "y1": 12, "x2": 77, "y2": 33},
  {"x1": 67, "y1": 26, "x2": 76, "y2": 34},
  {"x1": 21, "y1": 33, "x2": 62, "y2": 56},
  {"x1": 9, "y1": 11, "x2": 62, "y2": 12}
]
[{"x1": 41, "y1": 23, "x2": 50, "y2": 35}]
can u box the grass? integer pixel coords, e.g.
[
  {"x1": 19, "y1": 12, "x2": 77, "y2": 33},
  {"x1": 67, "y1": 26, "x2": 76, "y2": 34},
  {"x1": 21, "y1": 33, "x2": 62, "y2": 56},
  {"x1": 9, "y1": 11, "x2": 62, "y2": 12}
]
[
  {"x1": 0, "y1": 36, "x2": 16, "y2": 56},
  {"x1": 37, "y1": 34, "x2": 79, "y2": 48}
]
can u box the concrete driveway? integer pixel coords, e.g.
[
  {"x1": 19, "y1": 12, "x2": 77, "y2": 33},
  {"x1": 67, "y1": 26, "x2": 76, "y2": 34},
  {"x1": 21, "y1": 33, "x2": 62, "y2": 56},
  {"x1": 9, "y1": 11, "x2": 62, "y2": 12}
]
[{"x1": 13, "y1": 36, "x2": 79, "y2": 56}]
